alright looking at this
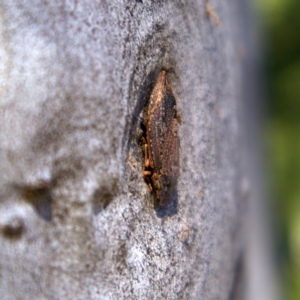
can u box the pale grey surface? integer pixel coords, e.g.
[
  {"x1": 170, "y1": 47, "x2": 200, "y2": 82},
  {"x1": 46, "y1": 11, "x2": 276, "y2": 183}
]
[{"x1": 0, "y1": 1, "x2": 276, "y2": 299}]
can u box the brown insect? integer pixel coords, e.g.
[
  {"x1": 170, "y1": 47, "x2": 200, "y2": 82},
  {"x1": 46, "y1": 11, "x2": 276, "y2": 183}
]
[{"x1": 142, "y1": 70, "x2": 180, "y2": 206}]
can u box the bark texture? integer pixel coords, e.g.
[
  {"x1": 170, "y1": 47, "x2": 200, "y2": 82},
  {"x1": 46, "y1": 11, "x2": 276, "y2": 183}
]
[{"x1": 0, "y1": 1, "x2": 275, "y2": 299}]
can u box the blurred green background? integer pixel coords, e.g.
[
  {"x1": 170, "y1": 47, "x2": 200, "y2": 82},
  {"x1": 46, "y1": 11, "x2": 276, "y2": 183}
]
[{"x1": 255, "y1": 0, "x2": 300, "y2": 299}]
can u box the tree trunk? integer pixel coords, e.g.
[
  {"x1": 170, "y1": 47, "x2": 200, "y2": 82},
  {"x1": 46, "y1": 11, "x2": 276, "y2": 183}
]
[{"x1": 0, "y1": 1, "x2": 276, "y2": 299}]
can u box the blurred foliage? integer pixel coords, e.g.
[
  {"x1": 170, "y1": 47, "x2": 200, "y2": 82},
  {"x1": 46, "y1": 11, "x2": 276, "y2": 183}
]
[{"x1": 255, "y1": 0, "x2": 300, "y2": 299}]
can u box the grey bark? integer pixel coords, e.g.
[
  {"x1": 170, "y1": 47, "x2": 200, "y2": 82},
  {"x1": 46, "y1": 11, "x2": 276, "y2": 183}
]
[{"x1": 0, "y1": 1, "x2": 277, "y2": 299}]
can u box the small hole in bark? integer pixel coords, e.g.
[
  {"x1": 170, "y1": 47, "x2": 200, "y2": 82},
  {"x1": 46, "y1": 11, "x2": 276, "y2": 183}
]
[
  {"x1": 22, "y1": 184, "x2": 52, "y2": 221},
  {"x1": 92, "y1": 187, "x2": 115, "y2": 215},
  {"x1": 2, "y1": 218, "x2": 25, "y2": 239}
]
